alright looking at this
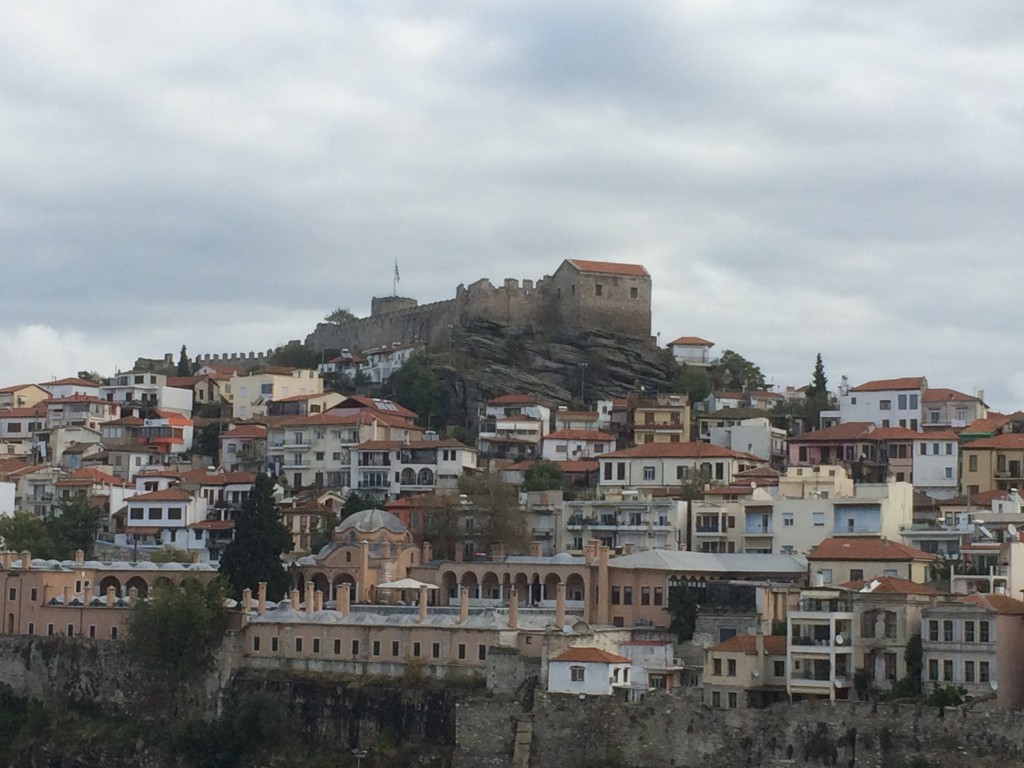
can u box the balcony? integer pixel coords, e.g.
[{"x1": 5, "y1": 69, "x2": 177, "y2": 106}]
[
  {"x1": 281, "y1": 462, "x2": 310, "y2": 470},
  {"x1": 358, "y1": 458, "x2": 391, "y2": 467},
  {"x1": 695, "y1": 524, "x2": 724, "y2": 534},
  {"x1": 357, "y1": 480, "x2": 390, "y2": 490}
]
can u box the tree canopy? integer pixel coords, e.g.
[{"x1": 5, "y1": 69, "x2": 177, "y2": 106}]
[
  {"x1": 523, "y1": 460, "x2": 565, "y2": 492},
  {"x1": 810, "y1": 353, "x2": 828, "y2": 396},
  {"x1": 671, "y1": 366, "x2": 712, "y2": 404},
  {"x1": 218, "y1": 474, "x2": 292, "y2": 600},
  {"x1": 324, "y1": 307, "x2": 357, "y2": 324},
  {"x1": 389, "y1": 353, "x2": 444, "y2": 428},
  {"x1": 715, "y1": 350, "x2": 766, "y2": 391},
  {"x1": 177, "y1": 345, "x2": 192, "y2": 377},
  {"x1": 0, "y1": 496, "x2": 101, "y2": 560}
]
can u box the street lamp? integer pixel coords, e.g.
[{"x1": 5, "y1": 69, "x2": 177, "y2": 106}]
[
  {"x1": 578, "y1": 362, "x2": 588, "y2": 407},
  {"x1": 351, "y1": 748, "x2": 368, "y2": 768}
]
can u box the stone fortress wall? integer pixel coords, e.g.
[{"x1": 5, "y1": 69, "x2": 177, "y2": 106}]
[{"x1": 305, "y1": 261, "x2": 653, "y2": 354}]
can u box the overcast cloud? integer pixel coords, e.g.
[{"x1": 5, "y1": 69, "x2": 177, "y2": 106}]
[{"x1": 2, "y1": 2, "x2": 1022, "y2": 408}]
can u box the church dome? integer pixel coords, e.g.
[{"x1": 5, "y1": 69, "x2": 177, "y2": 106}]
[{"x1": 336, "y1": 508, "x2": 408, "y2": 535}]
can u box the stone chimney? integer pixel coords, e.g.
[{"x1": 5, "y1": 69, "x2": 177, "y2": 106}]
[
  {"x1": 43, "y1": 585, "x2": 52, "y2": 604},
  {"x1": 128, "y1": 586, "x2": 138, "y2": 605},
  {"x1": 74, "y1": 549, "x2": 84, "y2": 565},
  {"x1": 418, "y1": 585, "x2": 429, "y2": 622},
  {"x1": 555, "y1": 583, "x2": 566, "y2": 628},
  {"x1": 421, "y1": 541, "x2": 433, "y2": 562},
  {"x1": 21, "y1": 551, "x2": 31, "y2": 570},
  {"x1": 192, "y1": 550, "x2": 202, "y2": 564},
  {"x1": 339, "y1": 584, "x2": 351, "y2": 617},
  {"x1": 62, "y1": 585, "x2": 72, "y2": 606},
  {"x1": 623, "y1": 543, "x2": 635, "y2": 555},
  {"x1": 491, "y1": 543, "x2": 506, "y2": 561},
  {"x1": 305, "y1": 582, "x2": 315, "y2": 614},
  {"x1": 106, "y1": 586, "x2": 116, "y2": 608},
  {"x1": 508, "y1": 588, "x2": 518, "y2": 629},
  {"x1": 460, "y1": 587, "x2": 469, "y2": 623},
  {"x1": 529, "y1": 542, "x2": 543, "y2": 557},
  {"x1": 454, "y1": 544, "x2": 464, "y2": 563},
  {"x1": 242, "y1": 588, "x2": 252, "y2": 613},
  {"x1": 314, "y1": 590, "x2": 324, "y2": 612},
  {"x1": 84, "y1": 585, "x2": 94, "y2": 605},
  {"x1": 257, "y1": 582, "x2": 267, "y2": 614}
]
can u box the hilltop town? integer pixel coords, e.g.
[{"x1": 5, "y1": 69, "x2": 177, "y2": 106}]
[{"x1": 3, "y1": 257, "x2": 1024, "y2": 719}]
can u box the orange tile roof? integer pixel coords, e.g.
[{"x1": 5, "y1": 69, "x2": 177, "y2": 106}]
[
  {"x1": 188, "y1": 520, "x2": 235, "y2": 531},
  {"x1": 0, "y1": 406, "x2": 47, "y2": 419},
  {"x1": 558, "y1": 460, "x2": 600, "y2": 473},
  {"x1": 55, "y1": 468, "x2": 128, "y2": 487},
  {"x1": 0, "y1": 384, "x2": 37, "y2": 394},
  {"x1": 961, "y1": 433, "x2": 1024, "y2": 451},
  {"x1": 961, "y1": 593, "x2": 1024, "y2": 615},
  {"x1": 807, "y1": 537, "x2": 937, "y2": 562},
  {"x1": 668, "y1": 336, "x2": 714, "y2": 347},
  {"x1": 487, "y1": 394, "x2": 540, "y2": 406},
  {"x1": 915, "y1": 430, "x2": 960, "y2": 441},
  {"x1": 126, "y1": 488, "x2": 194, "y2": 503},
  {"x1": 922, "y1": 388, "x2": 979, "y2": 404},
  {"x1": 867, "y1": 427, "x2": 922, "y2": 441},
  {"x1": 787, "y1": 422, "x2": 874, "y2": 443},
  {"x1": 566, "y1": 260, "x2": 649, "y2": 277},
  {"x1": 710, "y1": 634, "x2": 787, "y2": 655},
  {"x1": 0, "y1": 458, "x2": 32, "y2": 477},
  {"x1": 544, "y1": 429, "x2": 615, "y2": 442},
  {"x1": 336, "y1": 396, "x2": 418, "y2": 420},
  {"x1": 963, "y1": 412, "x2": 1010, "y2": 434},
  {"x1": 552, "y1": 646, "x2": 631, "y2": 664},
  {"x1": 179, "y1": 470, "x2": 257, "y2": 486},
  {"x1": 840, "y1": 576, "x2": 942, "y2": 595},
  {"x1": 166, "y1": 376, "x2": 201, "y2": 388},
  {"x1": 602, "y1": 443, "x2": 754, "y2": 460},
  {"x1": 273, "y1": 392, "x2": 334, "y2": 403},
  {"x1": 44, "y1": 377, "x2": 99, "y2": 388},
  {"x1": 850, "y1": 377, "x2": 926, "y2": 392},
  {"x1": 555, "y1": 411, "x2": 600, "y2": 421},
  {"x1": 222, "y1": 425, "x2": 267, "y2": 439}
]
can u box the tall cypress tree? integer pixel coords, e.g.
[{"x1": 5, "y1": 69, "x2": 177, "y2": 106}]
[
  {"x1": 811, "y1": 353, "x2": 828, "y2": 395},
  {"x1": 219, "y1": 474, "x2": 292, "y2": 600}
]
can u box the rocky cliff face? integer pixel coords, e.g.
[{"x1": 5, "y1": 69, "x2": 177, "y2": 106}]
[{"x1": 437, "y1": 319, "x2": 675, "y2": 429}]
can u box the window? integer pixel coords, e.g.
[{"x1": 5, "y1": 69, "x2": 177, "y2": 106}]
[
  {"x1": 928, "y1": 659, "x2": 939, "y2": 681},
  {"x1": 812, "y1": 512, "x2": 824, "y2": 527},
  {"x1": 352, "y1": 640, "x2": 360, "y2": 656},
  {"x1": 728, "y1": 692, "x2": 738, "y2": 709},
  {"x1": 928, "y1": 620, "x2": 938, "y2": 642},
  {"x1": 883, "y1": 569, "x2": 898, "y2": 578},
  {"x1": 819, "y1": 569, "x2": 832, "y2": 585},
  {"x1": 653, "y1": 587, "x2": 663, "y2": 606},
  {"x1": 965, "y1": 661, "x2": 975, "y2": 683},
  {"x1": 30, "y1": 588, "x2": 37, "y2": 601},
  {"x1": 943, "y1": 659, "x2": 953, "y2": 681},
  {"x1": 879, "y1": 400, "x2": 892, "y2": 410},
  {"x1": 253, "y1": 636, "x2": 261, "y2": 652},
  {"x1": 713, "y1": 658, "x2": 722, "y2": 676},
  {"x1": 130, "y1": 508, "x2": 144, "y2": 520},
  {"x1": 312, "y1": 638, "x2": 320, "y2": 654},
  {"x1": 782, "y1": 513, "x2": 794, "y2": 527},
  {"x1": 595, "y1": 284, "x2": 603, "y2": 296},
  {"x1": 571, "y1": 666, "x2": 586, "y2": 682},
  {"x1": 432, "y1": 642, "x2": 440, "y2": 659},
  {"x1": 642, "y1": 466, "x2": 655, "y2": 481},
  {"x1": 612, "y1": 586, "x2": 621, "y2": 605},
  {"x1": 66, "y1": 624, "x2": 74, "y2": 637},
  {"x1": 271, "y1": 637, "x2": 279, "y2": 652},
  {"x1": 711, "y1": 691, "x2": 721, "y2": 707},
  {"x1": 26, "y1": 622, "x2": 34, "y2": 635},
  {"x1": 980, "y1": 621, "x2": 990, "y2": 642},
  {"x1": 168, "y1": 508, "x2": 182, "y2": 520},
  {"x1": 727, "y1": 659, "x2": 737, "y2": 677},
  {"x1": 969, "y1": 455, "x2": 978, "y2": 472},
  {"x1": 898, "y1": 394, "x2": 908, "y2": 410},
  {"x1": 946, "y1": 443, "x2": 954, "y2": 455},
  {"x1": 334, "y1": 639, "x2": 342, "y2": 655},
  {"x1": 909, "y1": 394, "x2": 919, "y2": 409},
  {"x1": 943, "y1": 621, "x2": 953, "y2": 641},
  {"x1": 850, "y1": 569, "x2": 864, "y2": 582},
  {"x1": 413, "y1": 642, "x2": 421, "y2": 657},
  {"x1": 980, "y1": 661, "x2": 990, "y2": 682},
  {"x1": 458, "y1": 644, "x2": 466, "y2": 660},
  {"x1": 945, "y1": 467, "x2": 954, "y2": 479},
  {"x1": 392, "y1": 641, "x2": 400, "y2": 657},
  {"x1": 372, "y1": 641, "x2": 381, "y2": 657},
  {"x1": 295, "y1": 637, "x2": 303, "y2": 652},
  {"x1": 478, "y1": 645, "x2": 487, "y2": 661},
  {"x1": 641, "y1": 587, "x2": 650, "y2": 606},
  {"x1": 616, "y1": 463, "x2": 625, "y2": 481},
  {"x1": 774, "y1": 660, "x2": 785, "y2": 677},
  {"x1": 965, "y1": 621, "x2": 975, "y2": 643},
  {"x1": 6, "y1": 588, "x2": 14, "y2": 601},
  {"x1": 630, "y1": 287, "x2": 639, "y2": 299},
  {"x1": 920, "y1": 443, "x2": 928, "y2": 455},
  {"x1": 623, "y1": 587, "x2": 633, "y2": 605}
]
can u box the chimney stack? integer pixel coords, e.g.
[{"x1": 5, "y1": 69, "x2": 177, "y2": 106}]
[
  {"x1": 242, "y1": 588, "x2": 252, "y2": 614},
  {"x1": 128, "y1": 586, "x2": 138, "y2": 605},
  {"x1": 21, "y1": 551, "x2": 31, "y2": 570},
  {"x1": 529, "y1": 542, "x2": 543, "y2": 557},
  {"x1": 290, "y1": 589, "x2": 300, "y2": 611},
  {"x1": 257, "y1": 582, "x2": 267, "y2": 614},
  {"x1": 339, "y1": 584, "x2": 351, "y2": 617},
  {"x1": 74, "y1": 549, "x2": 84, "y2": 565},
  {"x1": 84, "y1": 585, "x2": 94, "y2": 605},
  {"x1": 305, "y1": 582, "x2": 315, "y2": 614},
  {"x1": 418, "y1": 585, "x2": 429, "y2": 622},
  {"x1": 508, "y1": 588, "x2": 519, "y2": 629},
  {"x1": 460, "y1": 587, "x2": 469, "y2": 623},
  {"x1": 62, "y1": 585, "x2": 72, "y2": 607},
  {"x1": 555, "y1": 583, "x2": 566, "y2": 628},
  {"x1": 106, "y1": 586, "x2": 116, "y2": 608},
  {"x1": 314, "y1": 590, "x2": 323, "y2": 612},
  {"x1": 421, "y1": 541, "x2": 433, "y2": 562}
]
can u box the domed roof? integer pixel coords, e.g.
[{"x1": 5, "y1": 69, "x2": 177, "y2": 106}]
[{"x1": 336, "y1": 508, "x2": 407, "y2": 534}]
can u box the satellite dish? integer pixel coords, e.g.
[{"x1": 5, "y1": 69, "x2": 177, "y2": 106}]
[
  {"x1": 978, "y1": 525, "x2": 995, "y2": 540},
  {"x1": 991, "y1": 680, "x2": 999, "y2": 691},
  {"x1": 751, "y1": 669, "x2": 759, "y2": 678},
  {"x1": 750, "y1": 481, "x2": 757, "y2": 489},
  {"x1": 562, "y1": 624, "x2": 573, "y2": 634},
  {"x1": 1009, "y1": 524, "x2": 1019, "y2": 540},
  {"x1": 835, "y1": 634, "x2": 844, "y2": 645}
]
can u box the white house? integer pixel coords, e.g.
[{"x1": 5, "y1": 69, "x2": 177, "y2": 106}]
[
  {"x1": 912, "y1": 431, "x2": 959, "y2": 499},
  {"x1": 99, "y1": 371, "x2": 194, "y2": 416},
  {"x1": 352, "y1": 439, "x2": 478, "y2": 501},
  {"x1": 547, "y1": 646, "x2": 633, "y2": 696},
  {"x1": 822, "y1": 377, "x2": 927, "y2": 431},
  {"x1": 541, "y1": 429, "x2": 616, "y2": 462},
  {"x1": 707, "y1": 417, "x2": 786, "y2": 468},
  {"x1": 120, "y1": 486, "x2": 209, "y2": 554},
  {"x1": 598, "y1": 443, "x2": 764, "y2": 491},
  {"x1": 477, "y1": 395, "x2": 552, "y2": 462},
  {"x1": 667, "y1": 336, "x2": 715, "y2": 367},
  {"x1": 40, "y1": 377, "x2": 101, "y2": 400}
]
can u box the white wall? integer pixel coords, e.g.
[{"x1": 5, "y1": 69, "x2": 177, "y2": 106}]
[
  {"x1": 547, "y1": 660, "x2": 629, "y2": 696},
  {"x1": 0, "y1": 482, "x2": 15, "y2": 517}
]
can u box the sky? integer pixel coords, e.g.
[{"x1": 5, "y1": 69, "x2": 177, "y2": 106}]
[{"x1": 2, "y1": 2, "x2": 1022, "y2": 409}]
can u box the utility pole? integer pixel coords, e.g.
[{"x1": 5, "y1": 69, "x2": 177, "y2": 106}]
[{"x1": 579, "y1": 362, "x2": 588, "y2": 407}]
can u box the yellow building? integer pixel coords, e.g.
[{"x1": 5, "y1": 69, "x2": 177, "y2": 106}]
[
  {"x1": 960, "y1": 433, "x2": 1024, "y2": 496},
  {"x1": 629, "y1": 392, "x2": 691, "y2": 445}
]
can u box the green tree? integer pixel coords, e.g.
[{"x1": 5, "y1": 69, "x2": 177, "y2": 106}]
[
  {"x1": 0, "y1": 512, "x2": 57, "y2": 558},
  {"x1": 671, "y1": 366, "x2": 712, "y2": 405},
  {"x1": 218, "y1": 474, "x2": 292, "y2": 600},
  {"x1": 149, "y1": 546, "x2": 193, "y2": 563},
  {"x1": 715, "y1": 350, "x2": 766, "y2": 391},
  {"x1": 457, "y1": 473, "x2": 529, "y2": 555},
  {"x1": 125, "y1": 579, "x2": 228, "y2": 683},
  {"x1": 809, "y1": 353, "x2": 828, "y2": 396},
  {"x1": 667, "y1": 582, "x2": 699, "y2": 643},
  {"x1": 523, "y1": 460, "x2": 565, "y2": 492},
  {"x1": 390, "y1": 353, "x2": 444, "y2": 428},
  {"x1": 324, "y1": 307, "x2": 357, "y2": 324},
  {"x1": 341, "y1": 491, "x2": 378, "y2": 520},
  {"x1": 267, "y1": 341, "x2": 319, "y2": 370},
  {"x1": 177, "y1": 345, "x2": 192, "y2": 377},
  {"x1": 195, "y1": 422, "x2": 222, "y2": 459},
  {"x1": 48, "y1": 495, "x2": 102, "y2": 559}
]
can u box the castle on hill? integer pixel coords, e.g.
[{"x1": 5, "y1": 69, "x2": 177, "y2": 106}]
[{"x1": 305, "y1": 259, "x2": 653, "y2": 354}]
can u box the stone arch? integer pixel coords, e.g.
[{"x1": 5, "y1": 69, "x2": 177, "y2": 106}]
[
  {"x1": 512, "y1": 573, "x2": 530, "y2": 603},
  {"x1": 97, "y1": 575, "x2": 122, "y2": 597},
  {"x1": 460, "y1": 571, "x2": 480, "y2": 599},
  {"x1": 417, "y1": 468, "x2": 434, "y2": 486},
  {"x1": 481, "y1": 571, "x2": 501, "y2": 601},
  {"x1": 154, "y1": 576, "x2": 173, "y2": 590},
  {"x1": 401, "y1": 468, "x2": 416, "y2": 485},
  {"x1": 441, "y1": 570, "x2": 459, "y2": 602},
  {"x1": 310, "y1": 572, "x2": 329, "y2": 598},
  {"x1": 126, "y1": 576, "x2": 149, "y2": 597},
  {"x1": 332, "y1": 573, "x2": 356, "y2": 603},
  {"x1": 543, "y1": 573, "x2": 561, "y2": 602},
  {"x1": 566, "y1": 572, "x2": 586, "y2": 603}
]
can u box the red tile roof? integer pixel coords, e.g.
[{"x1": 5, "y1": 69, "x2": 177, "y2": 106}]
[
  {"x1": 709, "y1": 634, "x2": 787, "y2": 655},
  {"x1": 555, "y1": 411, "x2": 600, "y2": 421},
  {"x1": 922, "y1": 388, "x2": 980, "y2": 404},
  {"x1": 166, "y1": 376, "x2": 201, "y2": 388},
  {"x1": 602, "y1": 443, "x2": 754, "y2": 460},
  {"x1": 44, "y1": 377, "x2": 100, "y2": 388},
  {"x1": 668, "y1": 336, "x2": 714, "y2": 347},
  {"x1": 552, "y1": 646, "x2": 631, "y2": 664},
  {"x1": 807, "y1": 537, "x2": 937, "y2": 562},
  {"x1": 867, "y1": 427, "x2": 921, "y2": 441},
  {"x1": 55, "y1": 468, "x2": 128, "y2": 487},
  {"x1": 963, "y1": 413, "x2": 1010, "y2": 434},
  {"x1": 840, "y1": 576, "x2": 941, "y2": 595},
  {"x1": 787, "y1": 422, "x2": 874, "y2": 443},
  {"x1": 188, "y1": 520, "x2": 235, "y2": 531},
  {"x1": 179, "y1": 470, "x2": 257, "y2": 486},
  {"x1": 962, "y1": 433, "x2": 1024, "y2": 451},
  {"x1": 558, "y1": 460, "x2": 600, "y2": 473},
  {"x1": 544, "y1": 429, "x2": 615, "y2": 442},
  {"x1": 961, "y1": 593, "x2": 1024, "y2": 615},
  {"x1": 126, "y1": 488, "x2": 194, "y2": 503},
  {"x1": 915, "y1": 430, "x2": 960, "y2": 441},
  {"x1": 335, "y1": 396, "x2": 417, "y2": 420},
  {"x1": 850, "y1": 377, "x2": 926, "y2": 392},
  {"x1": 0, "y1": 384, "x2": 37, "y2": 394},
  {"x1": 566, "y1": 260, "x2": 649, "y2": 277},
  {"x1": 0, "y1": 406, "x2": 47, "y2": 419},
  {"x1": 487, "y1": 394, "x2": 540, "y2": 406},
  {"x1": 273, "y1": 392, "x2": 334, "y2": 403},
  {"x1": 221, "y1": 425, "x2": 267, "y2": 439}
]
